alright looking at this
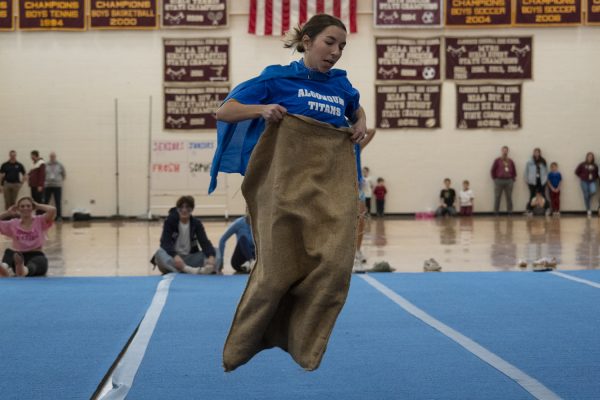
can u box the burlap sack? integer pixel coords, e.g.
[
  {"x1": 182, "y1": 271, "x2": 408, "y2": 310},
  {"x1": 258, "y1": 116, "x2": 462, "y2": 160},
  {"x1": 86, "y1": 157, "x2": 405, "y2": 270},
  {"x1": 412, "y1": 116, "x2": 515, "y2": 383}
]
[{"x1": 223, "y1": 114, "x2": 358, "y2": 372}]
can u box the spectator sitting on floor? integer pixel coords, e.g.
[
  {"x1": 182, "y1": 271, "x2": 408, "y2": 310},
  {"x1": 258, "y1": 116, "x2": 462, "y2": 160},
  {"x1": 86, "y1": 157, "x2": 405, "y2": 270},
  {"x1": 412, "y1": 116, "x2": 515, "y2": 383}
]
[
  {"x1": 0, "y1": 197, "x2": 56, "y2": 278},
  {"x1": 436, "y1": 178, "x2": 457, "y2": 217},
  {"x1": 150, "y1": 195, "x2": 216, "y2": 275},
  {"x1": 530, "y1": 190, "x2": 549, "y2": 217},
  {"x1": 217, "y1": 215, "x2": 255, "y2": 274}
]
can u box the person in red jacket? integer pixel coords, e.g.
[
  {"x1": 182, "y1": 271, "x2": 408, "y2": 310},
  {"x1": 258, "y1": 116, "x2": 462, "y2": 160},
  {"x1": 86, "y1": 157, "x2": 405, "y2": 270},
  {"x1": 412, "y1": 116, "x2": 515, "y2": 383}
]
[
  {"x1": 28, "y1": 150, "x2": 45, "y2": 205},
  {"x1": 373, "y1": 177, "x2": 387, "y2": 217}
]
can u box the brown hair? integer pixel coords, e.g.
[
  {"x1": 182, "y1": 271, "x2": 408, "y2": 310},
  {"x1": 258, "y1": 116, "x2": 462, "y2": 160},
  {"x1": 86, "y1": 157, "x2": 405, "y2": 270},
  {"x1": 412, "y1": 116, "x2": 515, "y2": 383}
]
[
  {"x1": 176, "y1": 195, "x2": 195, "y2": 210},
  {"x1": 283, "y1": 14, "x2": 347, "y2": 53},
  {"x1": 17, "y1": 196, "x2": 35, "y2": 208}
]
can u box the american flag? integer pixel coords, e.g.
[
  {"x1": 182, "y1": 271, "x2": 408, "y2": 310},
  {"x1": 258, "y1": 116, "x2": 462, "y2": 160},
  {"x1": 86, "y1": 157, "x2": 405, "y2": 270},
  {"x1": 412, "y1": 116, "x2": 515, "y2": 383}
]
[{"x1": 249, "y1": 0, "x2": 357, "y2": 36}]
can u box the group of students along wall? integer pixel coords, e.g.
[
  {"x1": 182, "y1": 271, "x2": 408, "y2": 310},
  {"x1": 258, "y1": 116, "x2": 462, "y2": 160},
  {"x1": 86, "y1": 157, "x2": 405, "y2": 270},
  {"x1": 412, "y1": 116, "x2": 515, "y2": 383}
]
[{"x1": 404, "y1": 148, "x2": 600, "y2": 218}]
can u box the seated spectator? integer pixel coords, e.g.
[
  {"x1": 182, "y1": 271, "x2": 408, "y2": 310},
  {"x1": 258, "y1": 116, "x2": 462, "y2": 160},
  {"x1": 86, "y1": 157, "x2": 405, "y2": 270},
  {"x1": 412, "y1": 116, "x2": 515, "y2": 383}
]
[
  {"x1": 150, "y1": 196, "x2": 216, "y2": 274},
  {"x1": 459, "y1": 180, "x2": 475, "y2": 216},
  {"x1": 435, "y1": 178, "x2": 457, "y2": 217},
  {"x1": 530, "y1": 191, "x2": 549, "y2": 216},
  {"x1": 217, "y1": 215, "x2": 255, "y2": 274},
  {"x1": 0, "y1": 197, "x2": 55, "y2": 278}
]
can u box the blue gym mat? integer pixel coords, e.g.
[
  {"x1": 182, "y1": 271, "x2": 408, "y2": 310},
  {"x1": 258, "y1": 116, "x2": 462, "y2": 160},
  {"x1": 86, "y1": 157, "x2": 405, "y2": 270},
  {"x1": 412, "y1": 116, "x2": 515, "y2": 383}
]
[
  {"x1": 374, "y1": 271, "x2": 600, "y2": 400},
  {"x1": 125, "y1": 275, "x2": 536, "y2": 400},
  {"x1": 0, "y1": 276, "x2": 162, "y2": 400},
  {"x1": 559, "y1": 269, "x2": 600, "y2": 284}
]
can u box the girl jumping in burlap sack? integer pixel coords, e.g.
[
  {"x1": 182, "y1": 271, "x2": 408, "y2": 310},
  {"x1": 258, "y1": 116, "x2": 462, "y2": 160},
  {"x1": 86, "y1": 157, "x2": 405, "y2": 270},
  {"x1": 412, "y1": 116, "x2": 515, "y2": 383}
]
[{"x1": 211, "y1": 14, "x2": 372, "y2": 372}]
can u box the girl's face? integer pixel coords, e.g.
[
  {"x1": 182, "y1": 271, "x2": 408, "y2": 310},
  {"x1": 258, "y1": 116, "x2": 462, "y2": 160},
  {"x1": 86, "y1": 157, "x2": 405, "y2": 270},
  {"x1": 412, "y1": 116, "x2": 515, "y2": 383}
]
[
  {"x1": 18, "y1": 200, "x2": 34, "y2": 217},
  {"x1": 533, "y1": 149, "x2": 540, "y2": 158},
  {"x1": 303, "y1": 26, "x2": 347, "y2": 73},
  {"x1": 586, "y1": 153, "x2": 594, "y2": 163}
]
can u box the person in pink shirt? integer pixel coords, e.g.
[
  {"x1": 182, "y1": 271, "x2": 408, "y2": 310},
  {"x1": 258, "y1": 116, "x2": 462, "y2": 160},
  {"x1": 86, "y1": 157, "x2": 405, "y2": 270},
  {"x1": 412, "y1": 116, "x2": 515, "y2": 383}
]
[{"x1": 0, "y1": 197, "x2": 55, "y2": 277}]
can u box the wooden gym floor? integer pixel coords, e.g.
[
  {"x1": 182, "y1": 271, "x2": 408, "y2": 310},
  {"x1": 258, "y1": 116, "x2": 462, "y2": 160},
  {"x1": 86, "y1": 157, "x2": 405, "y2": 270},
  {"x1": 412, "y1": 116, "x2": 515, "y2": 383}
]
[{"x1": 10, "y1": 215, "x2": 597, "y2": 277}]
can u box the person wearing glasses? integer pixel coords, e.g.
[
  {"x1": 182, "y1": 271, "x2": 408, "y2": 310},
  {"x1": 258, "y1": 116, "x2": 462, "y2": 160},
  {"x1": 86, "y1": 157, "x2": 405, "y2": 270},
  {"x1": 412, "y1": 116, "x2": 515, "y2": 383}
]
[{"x1": 150, "y1": 195, "x2": 217, "y2": 274}]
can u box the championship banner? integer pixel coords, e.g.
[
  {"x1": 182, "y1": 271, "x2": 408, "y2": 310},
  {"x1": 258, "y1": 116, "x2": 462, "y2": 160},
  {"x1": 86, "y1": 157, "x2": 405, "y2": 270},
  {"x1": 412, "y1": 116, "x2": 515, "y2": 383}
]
[
  {"x1": 164, "y1": 38, "x2": 229, "y2": 83},
  {"x1": 376, "y1": 37, "x2": 441, "y2": 81},
  {"x1": 445, "y1": 37, "x2": 533, "y2": 80},
  {"x1": 90, "y1": 0, "x2": 158, "y2": 29},
  {"x1": 514, "y1": 0, "x2": 581, "y2": 25},
  {"x1": 162, "y1": 0, "x2": 226, "y2": 28},
  {"x1": 587, "y1": 0, "x2": 600, "y2": 24},
  {"x1": 0, "y1": 0, "x2": 13, "y2": 30},
  {"x1": 376, "y1": 84, "x2": 441, "y2": 129},
  {"x1": 374, "y1": 0, "x2": 442, "y2": 28},
  {"x1": 164, "y1": 86, "x2": 229, "y2": 130},
  {"x1": 456, "y1": 84, "x2": 521, "y2": 130},
  {"x1": 446, "y1": 0, "x2": 512, "y2": 27},
  {"x1": 19, "y1": 0, "x2": 85, "y2": 30}
]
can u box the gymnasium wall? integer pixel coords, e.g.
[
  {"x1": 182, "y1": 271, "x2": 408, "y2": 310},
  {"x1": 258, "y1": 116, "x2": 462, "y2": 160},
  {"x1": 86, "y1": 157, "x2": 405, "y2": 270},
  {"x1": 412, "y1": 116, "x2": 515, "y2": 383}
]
[{"x1": 1, "y1": 1, "x2": 599, "y2": 216}]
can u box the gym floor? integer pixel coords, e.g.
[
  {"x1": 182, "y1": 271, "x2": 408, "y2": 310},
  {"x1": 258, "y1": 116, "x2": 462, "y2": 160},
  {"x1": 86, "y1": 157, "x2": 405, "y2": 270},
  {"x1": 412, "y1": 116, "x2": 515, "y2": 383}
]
[{"x1": 30, "y1": 215, "x2": 600, "y2": 277}]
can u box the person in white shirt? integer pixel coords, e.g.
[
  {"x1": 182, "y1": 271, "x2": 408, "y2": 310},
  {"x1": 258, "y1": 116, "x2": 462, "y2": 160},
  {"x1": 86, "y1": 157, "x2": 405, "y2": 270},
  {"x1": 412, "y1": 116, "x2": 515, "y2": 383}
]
[
  {"x1": 459, "y1": 180, "x2": 475, "y2": 216},
  {"x1": 361, "y1": 166, "x2": 375, "y2": 216}
]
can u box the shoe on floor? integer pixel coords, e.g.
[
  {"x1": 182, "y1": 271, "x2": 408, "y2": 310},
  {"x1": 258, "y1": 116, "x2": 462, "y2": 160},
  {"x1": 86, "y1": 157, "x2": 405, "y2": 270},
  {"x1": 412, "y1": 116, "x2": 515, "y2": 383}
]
[
  {"x1": 517, "y1": 259, "x2": 528, "y2": 268},
  {"x1": 368, "y1": 261, "x2": 395, "y2": 273},
  {"x1": 239, "y1": 259, "x2": 256, "y2": 274},
  {"x1": 355, "y1": 250, "x2": 367, "y2": 263},
  {"x1": 545, "y1": 257, "x2": 558, "y2": 268},
  {"x1": 423, "y1": 258, "x2": 442, "y2": 272},
  {"x1": 352, "y1": 258, "x2": 366, "y2": 274},
  {"x1": 197, "y1": 264, "x2": 216, "y2": 275},
  {"x1": 532, "y1": 258, "x2": 552, "y2": 272}
]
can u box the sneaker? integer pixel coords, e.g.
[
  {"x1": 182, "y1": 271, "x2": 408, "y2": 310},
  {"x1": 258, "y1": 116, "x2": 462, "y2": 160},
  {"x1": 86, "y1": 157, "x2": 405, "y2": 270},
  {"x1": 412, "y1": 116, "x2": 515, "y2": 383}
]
[
  {"x1": 196, "y1": 264, "x2": 216, "y2": 275},
  {"x1": 517, "y1": 259, "x2": 528, "y2": 268},
  {"x1": 545, "y1": 257, "x2": 558, "y2": 268},
  {"x1": 352, "y1": 257, "x2": 366, "y2": 274},
  {"x1": 368, "y1": 261, "x2": 395, "y2": 273},
  {"x1": 356, "y1": 250, "x2": 367, "y2": 263},
  {"x1": 423, "y1": 258, "x2": 442, "y2": 272},
  {"x1": 0, "y1": 263, "x2": 10, "y2": 277},
  {"x1": 587, "y1": 210, "x2": 592, "y2": 217},
  {"x1": 239, "y1": 259, "x2": 256, "y2": 274},
  {"x1": 532, "y1": 258, "x2": 551, "y2": 272}
]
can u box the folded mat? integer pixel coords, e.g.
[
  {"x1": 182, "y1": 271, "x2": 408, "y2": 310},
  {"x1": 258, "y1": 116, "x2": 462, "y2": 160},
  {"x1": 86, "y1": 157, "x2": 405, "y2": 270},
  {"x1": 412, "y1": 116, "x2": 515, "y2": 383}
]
[{"x1": 223, "y1": 114, "x2": 359, "y2": 371}]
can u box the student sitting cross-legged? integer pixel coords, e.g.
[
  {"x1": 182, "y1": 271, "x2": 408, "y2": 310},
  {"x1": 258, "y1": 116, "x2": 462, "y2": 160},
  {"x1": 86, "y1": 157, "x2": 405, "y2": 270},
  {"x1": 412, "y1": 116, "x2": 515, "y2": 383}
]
[{"x1": 151, "y1": 196, "x2": 217, "y2": 275}]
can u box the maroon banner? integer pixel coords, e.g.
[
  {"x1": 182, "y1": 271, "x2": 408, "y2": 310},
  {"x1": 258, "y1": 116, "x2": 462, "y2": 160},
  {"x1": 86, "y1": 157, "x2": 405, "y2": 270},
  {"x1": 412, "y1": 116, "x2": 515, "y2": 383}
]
[
  {"x1": 445, "y1": 37, "x2": 533, "y2": 80},
  {"x1": 162, "y1": 0, "x2": 227, "y2": 28},
  {"x1": 376, "y1": 37, "x2": 441, "y2": 81},
  {"x1": 446, "y1": 0, "x2": 512, "y2": 27},
  {"x1": 0, "y1": 0, "x2": 13, "y2": 30},
  {"x1": 376, "y1": 84, "x2": 441, "y2": 129},
  {"x1": 456, "y1": 84, "x2": 521, "y2": 129},
  {"x1": 19, "y1": 0, "x2": 85, "y2": 30},
  {"x1": 164, "y1": 86, "x2": 228, "y2": 130},
  {"x1": 90, "y1": 0, "x2": 157, "y2": 29},
  {"x1": 588, "y1": 0, "x2": 600, "y2": 24},
  {"x1": 164, "y1": 38, "x2": 229, "y2": 83},
  {"x1": 374, "y1": 0, "x2": 442, "y2": 27},
  {"x1": 514, "y1": 0, "x2": 581, "y2": 25}
]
